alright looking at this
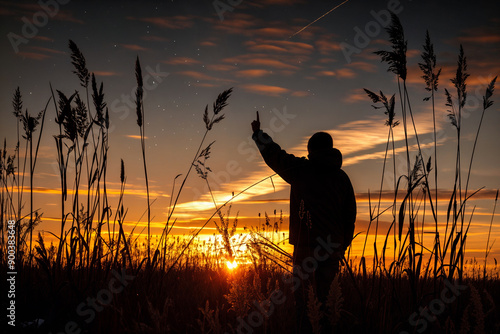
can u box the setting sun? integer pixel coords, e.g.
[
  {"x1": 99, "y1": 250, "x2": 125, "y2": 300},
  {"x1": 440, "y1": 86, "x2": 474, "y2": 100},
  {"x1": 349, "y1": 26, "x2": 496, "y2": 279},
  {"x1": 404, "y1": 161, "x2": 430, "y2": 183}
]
[{"x1": 226, "y1": 260, "x2": 238, "y2": 270}]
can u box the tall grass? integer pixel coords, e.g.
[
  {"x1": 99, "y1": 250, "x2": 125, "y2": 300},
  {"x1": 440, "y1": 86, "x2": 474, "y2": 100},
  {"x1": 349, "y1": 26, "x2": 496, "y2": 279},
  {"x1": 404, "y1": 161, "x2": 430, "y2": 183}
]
[{"x1": 134, "y1": 57, "x2": 152, "y2": 265}]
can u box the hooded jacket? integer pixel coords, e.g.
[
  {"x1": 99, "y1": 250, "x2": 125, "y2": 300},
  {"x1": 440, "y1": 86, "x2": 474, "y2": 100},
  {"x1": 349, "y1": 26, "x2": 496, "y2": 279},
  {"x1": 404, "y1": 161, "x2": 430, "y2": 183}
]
[{"x1": 253, "y1": 130, "x2": 356, "y2": 250}]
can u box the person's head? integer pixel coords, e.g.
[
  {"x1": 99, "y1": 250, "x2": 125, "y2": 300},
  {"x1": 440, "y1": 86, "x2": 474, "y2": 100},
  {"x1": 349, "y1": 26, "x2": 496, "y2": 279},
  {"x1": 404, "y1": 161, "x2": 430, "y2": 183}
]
[{"x1": 307, "y1": 132, "x2": 333, "y2": 155}]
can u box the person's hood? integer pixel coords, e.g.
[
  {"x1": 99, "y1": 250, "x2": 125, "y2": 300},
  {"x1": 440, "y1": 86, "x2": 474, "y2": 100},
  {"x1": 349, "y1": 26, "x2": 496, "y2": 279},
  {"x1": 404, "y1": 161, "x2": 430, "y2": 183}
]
[{"x1": 308, "y1": 147, "x2": 342, "y2": 169}]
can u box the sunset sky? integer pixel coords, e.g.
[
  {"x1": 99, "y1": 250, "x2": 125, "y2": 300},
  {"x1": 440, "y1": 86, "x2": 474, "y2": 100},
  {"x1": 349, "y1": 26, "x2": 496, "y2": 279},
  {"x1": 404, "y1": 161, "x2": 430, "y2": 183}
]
[{"x1": 1, "y1": 0, "x2": 499, "y2": 262}]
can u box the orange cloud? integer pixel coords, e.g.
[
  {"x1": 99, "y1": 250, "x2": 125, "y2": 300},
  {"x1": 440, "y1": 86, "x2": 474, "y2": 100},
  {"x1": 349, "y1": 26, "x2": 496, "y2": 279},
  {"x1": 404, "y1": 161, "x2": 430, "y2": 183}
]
[
  {"x1": 206, "y1": 64, "x2": 237, "y2": 72},
  {"x1": 209, "y1": 14, "x2": 258, "y2": 35},
  {"x1": 316, "y1": 70, "x2": 336, "y2": 77},
  {"x1": 407, "y1": 49, "x2": 420, "y2": 58},
  {"x1": 126, "y1": 135, "x2": 149, "y2": 140},
  {"x1": 459, "y1": 35, "x2": 500, "y2": 44},
  {"x1": 177, "y1": 71, "x2": 215, "y2": 80},
  {"x1": 235, "y1": 69, "x2": 270, "y2": 78},
  {"x1": 141, "y1": 35, "x2": 170, "y2": 42},
  {"x1": 93, "y1": 71, "x2": 120, "y2": 77},
  {"x1": 17, "y1": 52, "x2": 50, "y2": 60},
  {"x1": 26, "y1": 186, "x2": 167, "y2": 199},
  {"x1": 246, "y1": 44, "x2": 288, "y2": 53},
  {"x1": 290, "y1": 109, "x2": 439, "y2": 162},
  {"x1": 245, "y1": 40, "x2": 314, "y2": 55},
  {"x1": 28, "y1": 46, "x2": 64, "y2": 55},
  {"x1": 405, "y1": 63, "x2": 499, "y2": 89},
  {"x1": 255, "y1": 27, "x2": 292, "y2": 38},
  {"x1": 291, "y1": 91, "x2": 312, "y2": 97},
  {"x1": 315, "y1": 40, "x2": 342, "y2": 54},
  {"x1": 318, "y1": 58, "x2": 336, "y2": 64},
  {"x1": 347, "y1": 61, "x2": 376, "y2": 72},
  {"x1": 241, "y1": 84, "x2": 290, "y2": 96},
  {"x1": 33, "y1": 36, "x2": 54, "y2": 42},
  {"x1": 163, "y1": 57, "x2": 200, "y2": 65},
  {"x1": 336, "y1": 68, "x2": 356, "y2": 78},
  {"x1": 121, "y1": 44, "x2": 149, "y2": 51},
  {"x1": 223, "y1": 55, "x2": 299, "y2": 70},
  {"x1": 316, "y1": 69, "x2": 356, "y2": 78},
  {"x1": 343, "y1": 89, "x2": 370, "y2": 103},
  {"x1": 174, "y1": 165, "x2": 289, "y2": 220},
  {"x1": 201, "y1": 41, "x2": 217, "y2": 47}
]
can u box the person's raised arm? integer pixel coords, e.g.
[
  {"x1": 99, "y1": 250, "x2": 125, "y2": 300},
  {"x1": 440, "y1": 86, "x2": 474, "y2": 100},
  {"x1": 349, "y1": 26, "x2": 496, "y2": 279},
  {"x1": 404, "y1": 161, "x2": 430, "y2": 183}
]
[{"x1": 251, "y1": 111, "x2": 304, "y2": 183}]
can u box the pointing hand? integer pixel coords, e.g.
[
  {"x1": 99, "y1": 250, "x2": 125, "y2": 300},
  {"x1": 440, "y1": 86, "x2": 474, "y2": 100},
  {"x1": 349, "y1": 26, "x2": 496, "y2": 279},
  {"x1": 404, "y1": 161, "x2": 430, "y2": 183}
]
[{"x1": 251, "y1": 111, "x2": 261, "y2": 133}]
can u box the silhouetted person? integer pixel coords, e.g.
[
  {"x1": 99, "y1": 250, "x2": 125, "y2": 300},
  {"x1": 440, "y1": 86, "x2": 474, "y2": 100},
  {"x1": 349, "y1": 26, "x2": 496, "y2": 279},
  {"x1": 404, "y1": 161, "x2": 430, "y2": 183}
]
[{"x1": 251, "y1": 111, "x2": 356, "y2": 333}]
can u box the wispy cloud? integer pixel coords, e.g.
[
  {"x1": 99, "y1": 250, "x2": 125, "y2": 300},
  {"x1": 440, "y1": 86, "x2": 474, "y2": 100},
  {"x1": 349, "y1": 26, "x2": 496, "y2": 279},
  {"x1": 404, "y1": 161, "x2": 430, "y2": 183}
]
[
  {"x1": 141, "y1": 35, "x2": 170, "y2": 42},
  {"x1": 16, "y1": 45, "x2": 65, "y2": 60},
  {"x1": 343, "y1": 88, "x2": 370, "y2": 103},
  {"x1": 459, "y1": 35, "x2": 500, "y2": 44},
  {"x1": 121, "y1": 44, "x2": 150, "y2": 52},
  {"x1": 24, "y1": 186, "x2": 168, "y2": 199},
  {"x1": 235, "y1": 69, "x2": 270, "y2": 78},
  {"x1": 240, "y1": 84, "x2": 290, "y2": 96},
  {"x1": 405, "y1": 63, "x2": 500, "y2": 89},
  {"x1": 291, "y1": 91, "x2": 312, "y2": 97},
  {"x1": 126, "y1": 135, "x2": 149, "y2": 140},
  {"x1": 208, "y1": 13, "x2": 260, "y2": 35},
  {"x1": 201, "y1": 40, "x2": 217, "y2": 47},
  {"x1": 93, "y1": 71, "x2": 120, "y2": 77},
  {"x1": 17, "y1": 52, "x2": 51, "y2": 60},
  {"x1": 175, "y1": 167, "x2": 288, "y2": 216},
  {"x1": 223, "y1": 54, "x2": 299, "y2": 70},
  {"x1": 347, "y1": 61, "x2": 376, "y2": 72},
  {"x1": 315, "y1": 39, "x2": 342, "y2": 54},
  {"x1": 315, "y1": 70, "x2": 335, "y2": 77},
  {"x1": 163, "y1": 57, "x2": 200, "y2": 66},
  {"x1": 33, "y1": 36, "x2": 54, "y2": 42},
  {"x1": 289, "y1": 110, "x2": 440, "y2": 164},
  {"x1": 245, "y1": 39, "x2": 314, "y2": 55},
  {"x1": 315, "y1": 68, "x2": 356, "y2": 78},
  {"x1": 29, "y1": 46, "x2": 64, "y2": 54},
  {"x1": 254, "y1": 27, "x2": 293, "y2": 38},
  {"x1": 206, "y1": 64, "x2": 237, "y2": 72}
]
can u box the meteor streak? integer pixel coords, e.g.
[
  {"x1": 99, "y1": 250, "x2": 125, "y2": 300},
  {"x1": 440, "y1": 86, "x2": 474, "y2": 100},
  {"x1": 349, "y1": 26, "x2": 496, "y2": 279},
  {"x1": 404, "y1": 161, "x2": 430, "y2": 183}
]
[{"x1": 289, "y1": 0, "x2": 350, "y2": 39}]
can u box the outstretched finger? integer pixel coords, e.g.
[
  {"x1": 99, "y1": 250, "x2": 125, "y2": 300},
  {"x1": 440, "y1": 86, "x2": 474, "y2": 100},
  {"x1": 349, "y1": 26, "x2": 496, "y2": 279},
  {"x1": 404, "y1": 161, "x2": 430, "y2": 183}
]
[{"x1": 256, "y1": 110, "x2": 260, "y2": 122}]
